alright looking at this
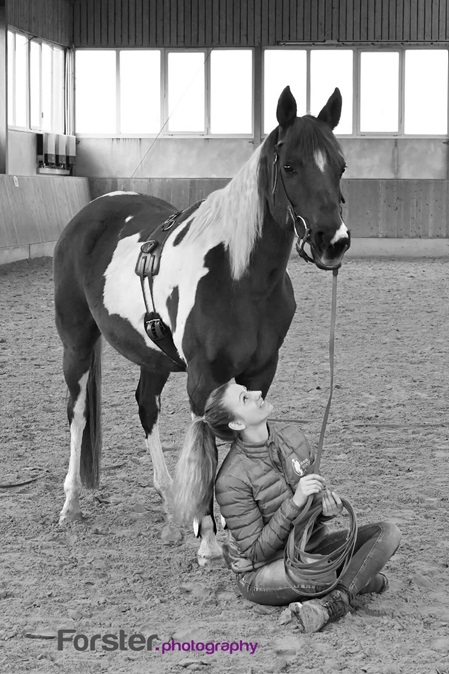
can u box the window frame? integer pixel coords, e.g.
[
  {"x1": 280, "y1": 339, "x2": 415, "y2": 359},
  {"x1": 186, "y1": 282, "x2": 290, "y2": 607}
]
[
  {"x1": 7, "y1": 30, "x2": 30, "y2": 130},
  {"x1": 74, "y1": 46, "x2": 255, "y2": 138},
  {"x1": 357, "y1": 48, "x2": 402, "y2": 136},
  {"x1": 262, "y1": 45, "x2": 449, "y2": 139},
  {"x1": 164, "y1": 48, "x2": 208, "y2": 136},
  {"x1": 7, "y1": 29, "x2": 66, "y2": 134},
  {"x1": 70, "y1": 44, "x2": 449, "y2": 139},
  {"x1": 207, "y1": 47, "x2": 254, "y2": 137},
  {"x1": 118, "y1": 49, "x2": 162, "y2": 136}
]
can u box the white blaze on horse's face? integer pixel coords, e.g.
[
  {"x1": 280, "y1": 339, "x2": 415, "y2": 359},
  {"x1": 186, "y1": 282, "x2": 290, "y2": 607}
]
[
  {"x1": 314, "y1": 149, "x2": 327, "y2": 174},
  {"x1": 330, "y1": 221, "x2": 350, "y2": 245}
]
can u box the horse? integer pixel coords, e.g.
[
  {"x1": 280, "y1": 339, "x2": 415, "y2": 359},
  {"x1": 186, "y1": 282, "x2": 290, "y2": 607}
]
[{"x1": 53, "y1": 86, "x2": 350, "y2": 564}]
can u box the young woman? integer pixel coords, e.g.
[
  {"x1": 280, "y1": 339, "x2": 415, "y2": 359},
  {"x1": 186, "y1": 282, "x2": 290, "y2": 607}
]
[{"x1": 174, "y1": 382, "x2": 401, "y2": 633}]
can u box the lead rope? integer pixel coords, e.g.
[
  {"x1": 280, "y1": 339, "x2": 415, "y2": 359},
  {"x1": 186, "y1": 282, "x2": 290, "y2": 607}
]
[
  {"x1": 313, "y1": 267, "x2": 339, "y2": 473},
  {"x1": 284, "y1": 266, "x2": 358, "y2": 597}
]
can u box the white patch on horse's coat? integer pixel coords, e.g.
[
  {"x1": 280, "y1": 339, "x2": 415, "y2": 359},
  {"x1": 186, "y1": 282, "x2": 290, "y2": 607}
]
[
  {"x1": 103, "y1": 221, "x2": 220, "y2": 361},
  {"x1": 330, "y1": 221, "x2": 350, "y2": 244},
  {"x1": 104, "y1": 191, "x2": 139, "y2": 197},
  {"x1": 103, "y1": 234, "x2": 161, "y2": 354},
  {"x1": 314, "y1": 149, "x2": 327, "y2": 173},
  {"x1": 125, "y1": 215, "x2": 134, "y2": 223},
  {"x1": 182, "y1": 144, "x2": 264, "y2": 280},
  {"x1": 59, "y1": 371, "x2": 89, "y2": 522},
  {"x1": 91, "y1": 191, "x2": 140, "y2": 203}
]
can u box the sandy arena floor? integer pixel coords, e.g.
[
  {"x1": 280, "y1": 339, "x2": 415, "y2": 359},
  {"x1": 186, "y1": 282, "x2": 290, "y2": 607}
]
[{"x1": 0, "y1": 255, "x2": 448, "y2": 674}]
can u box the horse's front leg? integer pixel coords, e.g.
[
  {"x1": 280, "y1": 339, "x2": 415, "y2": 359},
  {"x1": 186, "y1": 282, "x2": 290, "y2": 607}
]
[{"x1": 136, "y1": 368, "x2": 183, "y2": 544}]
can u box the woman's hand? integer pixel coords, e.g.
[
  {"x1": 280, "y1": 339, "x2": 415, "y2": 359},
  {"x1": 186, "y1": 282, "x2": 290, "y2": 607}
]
[
  {"x1": 321, "y1": 489, "x2": 343, "y2": 517},
  {"x1": 293, "y1": 474, "x2": 325, "y2": 509}
]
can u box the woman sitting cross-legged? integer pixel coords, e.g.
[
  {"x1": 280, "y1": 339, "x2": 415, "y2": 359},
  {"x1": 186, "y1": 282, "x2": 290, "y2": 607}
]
[{"x1": 173, "y1": 382, "x2": 401, "y2": 633}]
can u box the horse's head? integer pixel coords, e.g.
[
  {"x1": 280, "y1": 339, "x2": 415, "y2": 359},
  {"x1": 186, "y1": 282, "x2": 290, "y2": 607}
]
[{"x1": 262, "y1": 86, "x2": 350, "y2": 270}]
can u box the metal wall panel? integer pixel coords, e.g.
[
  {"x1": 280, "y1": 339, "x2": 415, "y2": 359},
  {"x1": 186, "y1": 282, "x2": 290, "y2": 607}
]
[
  {"x1": 7, "y1": 1, "x2": 449, "y2": 48},
  {"x1": 0, "y1": 175, "x2": 90, "y2": 251},
  {"x1": 73, "y1": 0, "x2": 449, "y2": 48},
  {"x1": 8, "y1": 0, "x2": 72, "y2": 46}
]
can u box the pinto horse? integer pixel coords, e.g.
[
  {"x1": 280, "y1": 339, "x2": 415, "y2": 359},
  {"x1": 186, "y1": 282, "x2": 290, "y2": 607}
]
[{"x1": 54, "y1": 87, "x2": 350, "y2": 563}]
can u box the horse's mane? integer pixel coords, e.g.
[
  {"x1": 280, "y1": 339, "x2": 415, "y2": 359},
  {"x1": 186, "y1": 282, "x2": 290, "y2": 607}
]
[
  {"x1": 183, "y1": 143, "x2": 265, "y2": 281},
  {"x1": 183, "y1": 115, "x2": 344, "y2": 281}
]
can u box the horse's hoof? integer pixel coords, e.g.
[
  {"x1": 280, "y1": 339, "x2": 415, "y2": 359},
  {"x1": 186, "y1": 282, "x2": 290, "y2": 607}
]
[
  {"x1": 161, "y1": 523, "x2": 183, "y2": 545},
  {"x1": 58, "y1": 510, "x2": 83, "y2": 525},
  {"x1": 197, "y1": 553, "x2": 225, "y2": 569}
]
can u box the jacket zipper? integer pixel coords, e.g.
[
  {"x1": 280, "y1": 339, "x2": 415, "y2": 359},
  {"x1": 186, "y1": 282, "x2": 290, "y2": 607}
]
[{"x1": 268, "y1": 443, "x2": 294, "y2": 496}]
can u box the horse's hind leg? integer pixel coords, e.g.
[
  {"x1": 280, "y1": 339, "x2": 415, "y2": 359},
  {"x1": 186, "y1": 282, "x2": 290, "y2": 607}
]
[
  {"x1": 58, "y1": 325, "x2": 101, "y2": 525},
  {"x1": 135, "y1": 367, "x2": 182, "y2": 543}
]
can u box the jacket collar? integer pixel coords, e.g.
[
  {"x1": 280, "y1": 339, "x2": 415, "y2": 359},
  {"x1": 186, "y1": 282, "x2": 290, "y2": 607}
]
[{"x1": 234, "y1": 423, "x2": 276, "y2": 458}]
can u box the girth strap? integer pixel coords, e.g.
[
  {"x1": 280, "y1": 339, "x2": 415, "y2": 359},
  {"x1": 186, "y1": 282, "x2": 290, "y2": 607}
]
[{"x1": 135, "y1": 202, "x2": 202, "y2": 371}]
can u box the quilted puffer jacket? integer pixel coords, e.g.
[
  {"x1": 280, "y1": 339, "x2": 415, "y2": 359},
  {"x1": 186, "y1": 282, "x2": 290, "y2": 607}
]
[{"x1": 215, "y1": 422, "x2": 329, "y2": 573}]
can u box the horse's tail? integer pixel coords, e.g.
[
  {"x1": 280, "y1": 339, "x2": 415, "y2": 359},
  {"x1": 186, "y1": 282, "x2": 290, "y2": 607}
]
[
  {"x1": 173, "y1": 418, "x2": 218, "y2": 524},
  {"x1": 80, "y1": 339, "x2": 102, "y2": 489}
]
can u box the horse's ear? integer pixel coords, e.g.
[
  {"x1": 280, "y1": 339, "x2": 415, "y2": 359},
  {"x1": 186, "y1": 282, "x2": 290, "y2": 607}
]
[
  {"x1": 276, "y1": 86, "x2": 297, "y2": 129},
  {"x1": 317, "y1": 88, "x2": 342, "y2": 130}
]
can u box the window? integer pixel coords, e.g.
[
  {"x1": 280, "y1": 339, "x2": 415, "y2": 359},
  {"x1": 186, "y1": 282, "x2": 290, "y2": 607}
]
[
  {"x1": 30, "y1": 41, "x2": 41, "y2": 128},
  {"x1": 167, "y1": 52, "x2": 205, "y2": 133},
  {"x1": 40, "y1": 43, "x2": 65, "y2": 133},
  {"x1": 360, "y1": 52, "x2": 399, "y2": 133},
  {"x1": 41, "y1": 44, "x2": 53, "y2": 132},
  {"x1": 7, "y1": 31, "x2": 15, "y2": 124},
  {"x1": 7, "y1": 32, "x2": 28, "y2": 128},
  {"x1": 8, "y1": 31, "x2": 65, "y2": 133},
  {"x1": 404, "y1": 50, "x2": 448, "y2": 134},
  {"x1": 210, "y1": 50, "x2": 252, "y2": 134},
  {"x1": 264, "y1": 50, "x2": 307, "y2": 134},
  {"x1": 75, "y1": 50, "x2": 116, "y2": 133},
  {"x1": 72, "y1": 46, "x2": 449, "y2": 138},
  {"x1": 120, "y1": 50, "x2": 160, "y2": 134},
  {"x1": 75, "y1": 48, "x2": 254, "y2": 135},
  {"x1": 52, "y1": 46, "x2": 65, "y2": 134},
  {"x1": 310, "y1": 50, "x2": 353, "y2": 134}
]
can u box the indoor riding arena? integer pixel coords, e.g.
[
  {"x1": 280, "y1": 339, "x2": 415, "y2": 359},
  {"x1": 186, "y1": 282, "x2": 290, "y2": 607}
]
[{"x1": 1, "y1": 2, "x2": 448, "y2": 674}]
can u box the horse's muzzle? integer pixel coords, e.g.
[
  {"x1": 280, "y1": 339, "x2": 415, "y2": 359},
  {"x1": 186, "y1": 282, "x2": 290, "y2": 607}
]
[{"x1": 299, "y1": 230, "x2": 351, "y2": 271}]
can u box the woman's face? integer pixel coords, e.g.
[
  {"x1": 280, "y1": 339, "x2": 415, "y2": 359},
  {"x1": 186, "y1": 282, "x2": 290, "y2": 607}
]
[{"x1": 222, "y1": 383, "x2": 273, "y2": 429}]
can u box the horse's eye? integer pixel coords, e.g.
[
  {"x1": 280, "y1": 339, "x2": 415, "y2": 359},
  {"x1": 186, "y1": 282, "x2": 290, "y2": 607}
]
[
  {"x1": 341, "y1": 164, "x2": 347, "y2": 176},
  {"x1": 283, "y1": 164, "x2": 296, "y2": 174}
]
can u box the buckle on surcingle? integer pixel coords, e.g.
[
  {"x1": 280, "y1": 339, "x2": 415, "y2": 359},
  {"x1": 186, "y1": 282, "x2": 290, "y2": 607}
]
[{"x1": 144, "y1": 312, "x2": 169, "y2": 341}]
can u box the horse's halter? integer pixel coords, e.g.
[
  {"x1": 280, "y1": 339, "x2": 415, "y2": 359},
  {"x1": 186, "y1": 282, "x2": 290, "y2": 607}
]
[{"x1": 271, "y1": 143, "x2": 348, "y2": 271}]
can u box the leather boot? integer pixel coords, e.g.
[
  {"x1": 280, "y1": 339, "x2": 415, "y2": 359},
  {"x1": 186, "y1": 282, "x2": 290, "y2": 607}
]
[{"x1": 289, "y1": 589, "x2": 350, "y2": 633}]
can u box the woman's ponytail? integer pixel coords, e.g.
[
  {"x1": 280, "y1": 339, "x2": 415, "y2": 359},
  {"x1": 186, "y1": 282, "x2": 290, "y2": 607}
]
[
  {"x1": 173, "y1": 382, "x2": 237, "y2": 525},
  {"x1": 173, "y1": 417, "x2": 218, "y2": 524}
]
